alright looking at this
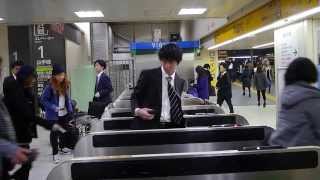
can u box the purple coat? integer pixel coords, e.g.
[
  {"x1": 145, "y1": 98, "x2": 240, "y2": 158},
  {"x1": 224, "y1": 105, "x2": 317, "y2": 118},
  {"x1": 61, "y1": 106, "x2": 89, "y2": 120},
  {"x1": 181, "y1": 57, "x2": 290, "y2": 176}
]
[{"x1": 197, "y1": 76, "x2": 209, "y2": 100}]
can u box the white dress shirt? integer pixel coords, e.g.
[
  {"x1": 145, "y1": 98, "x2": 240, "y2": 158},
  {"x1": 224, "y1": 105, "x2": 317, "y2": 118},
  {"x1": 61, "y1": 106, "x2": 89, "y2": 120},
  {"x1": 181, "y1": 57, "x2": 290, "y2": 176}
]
[
  {"x1": 58, "y1": 95, "x2": 68, "y2": 117},
  {"x1": 160, "y1": 66, "x2": 176, "y2": 122},
  {"x1": 96, "y1": 71, "x2": 104, "y2": 84}
]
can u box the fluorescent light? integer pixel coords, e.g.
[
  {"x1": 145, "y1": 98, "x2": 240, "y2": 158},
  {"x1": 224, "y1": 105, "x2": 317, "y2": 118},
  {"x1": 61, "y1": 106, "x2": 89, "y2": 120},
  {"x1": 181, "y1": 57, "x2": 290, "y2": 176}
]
[
  {"x1": 229, "y1": 56, "x2": 258, "y2": 59},
  {"x1": 252, "y1": 42, "x2": 274, "y2": 49},
  {"x1": 208, "y1": 6, "x2": 320, "y2": 50},
  {"x1": 74, "y1": 10, "x2": 104, "y2": 18},
  {"x1": 178, "y1": 8, "x2": 207, "y2": 15},
  {"x1": 0, "y1": 18, "x2": 4, "y2": 21}
]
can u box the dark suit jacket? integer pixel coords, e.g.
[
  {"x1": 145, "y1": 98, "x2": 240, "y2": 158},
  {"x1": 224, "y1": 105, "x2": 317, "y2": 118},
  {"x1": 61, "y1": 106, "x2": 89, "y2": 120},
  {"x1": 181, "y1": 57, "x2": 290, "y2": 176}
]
[
  {"x1": 3, "y1": 81, "x2": 51, "y2": 143},
  {"x1": 216, "y1": 72, "x2": 232, "y2": 99},
  {"x1": 3, "y1": 75, "x2": 16, "y2": 97},
  {"x1": 131, "y1": 67, "x2": 185, "y2": 129},
  {"x1": 93, "y1": 72, "x2": 113, "y2": 104}
]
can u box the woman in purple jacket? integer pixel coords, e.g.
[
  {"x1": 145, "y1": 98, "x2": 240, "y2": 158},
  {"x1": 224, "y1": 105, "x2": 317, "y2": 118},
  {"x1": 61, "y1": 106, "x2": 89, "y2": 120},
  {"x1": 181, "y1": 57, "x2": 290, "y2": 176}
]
[
  {"x1": 41, "y1": 65, "x2": 73, "y2": 163},
  {"x1": 195, "y1": 66, "x2": 209, "y2": 100}
]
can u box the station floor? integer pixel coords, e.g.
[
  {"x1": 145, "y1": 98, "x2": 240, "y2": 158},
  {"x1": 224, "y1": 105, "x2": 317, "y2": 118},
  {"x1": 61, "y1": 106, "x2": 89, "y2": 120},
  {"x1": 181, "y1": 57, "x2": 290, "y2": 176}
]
[{"x1": 29, "y1": 84, "x2": 277, "y2": 180}]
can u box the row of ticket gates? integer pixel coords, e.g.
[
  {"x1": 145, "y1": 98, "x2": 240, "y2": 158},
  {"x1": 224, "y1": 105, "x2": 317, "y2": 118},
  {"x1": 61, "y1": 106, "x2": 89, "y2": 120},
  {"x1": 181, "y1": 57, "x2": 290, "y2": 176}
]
[{"x1": 47, "y1": 89, "x2": 320, "y2": 180}]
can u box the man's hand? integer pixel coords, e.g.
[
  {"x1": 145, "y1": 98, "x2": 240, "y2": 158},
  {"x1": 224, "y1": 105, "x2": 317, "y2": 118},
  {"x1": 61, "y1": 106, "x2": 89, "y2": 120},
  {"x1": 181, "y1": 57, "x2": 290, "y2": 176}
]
[
  {"x1": 11, "y1": 147, "x2": 30, "y2": 164},
  {"x1": 135, "y1": 108, "x2": 155, "y2": 120}
]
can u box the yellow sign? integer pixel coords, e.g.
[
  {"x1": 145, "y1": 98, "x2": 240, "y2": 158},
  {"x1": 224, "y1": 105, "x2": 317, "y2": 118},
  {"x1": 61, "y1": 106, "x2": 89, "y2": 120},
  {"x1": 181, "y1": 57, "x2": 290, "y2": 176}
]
[
  {"x1": 215, "y1": 0, "x2": 280, "y2": 44},
  {"x1": 280, "y1": 0, "x2": 319, "y2": 18},
  {"x1": 214, "y1": 0, "x2": 319, "y2": 44}
]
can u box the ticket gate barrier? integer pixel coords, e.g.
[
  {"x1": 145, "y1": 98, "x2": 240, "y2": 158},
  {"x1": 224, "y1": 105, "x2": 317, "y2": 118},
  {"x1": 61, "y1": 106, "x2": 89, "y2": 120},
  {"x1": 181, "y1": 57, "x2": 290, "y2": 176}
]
[{"x1": 48, "y1": 146, "x2": 320, "y2": 180}]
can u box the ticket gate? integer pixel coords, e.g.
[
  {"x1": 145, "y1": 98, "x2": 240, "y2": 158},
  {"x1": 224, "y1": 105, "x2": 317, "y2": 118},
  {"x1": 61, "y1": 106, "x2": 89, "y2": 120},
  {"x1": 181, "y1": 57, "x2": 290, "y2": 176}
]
[
  {"x1": 90, "y1": 114, "x2": 249, "y2": 132},
  {"x1": 112, "y1": 100, "x2": 131, "y2": 109},
  {"x1": 74, "y1": 126, "x2": 273, "y2": 157},
  {"x1": 90, "y1": 117, "x2": 135, "y2": 132},
  {"x1": 117, "y1": 89, "x2": 132, "y2": 100},
  {"x1": 182, "y1": 105, "x2": 225, "y2": 114},
  {"x1": 48, "y1": 146, "x2": 320, "y2": 180},
  {"x1": 104, "y1": 105, "x2": 224, "y2": 118},
  {"x1": 185, "y1": 114, "x2": 249, "y2": 127}
]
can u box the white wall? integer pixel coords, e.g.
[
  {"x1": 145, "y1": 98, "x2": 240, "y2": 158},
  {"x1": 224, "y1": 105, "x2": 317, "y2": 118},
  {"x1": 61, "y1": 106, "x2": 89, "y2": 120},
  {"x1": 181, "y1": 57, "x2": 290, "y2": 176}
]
[
  {"x1": 274, "y1": 19, "x2": 317, "y2": 120},
  {"x1": 65, "y1": 31, "x2": 94, "y2": 111},
  {"x1": 274, "y1": 20, "x2": 316, "y2": 94},
  {"x1": 180, "y1": 21, "x2": 193, "y2": 41},
  {"x1": 192, "y1": 18, "x2": 227, "y2": 40}
]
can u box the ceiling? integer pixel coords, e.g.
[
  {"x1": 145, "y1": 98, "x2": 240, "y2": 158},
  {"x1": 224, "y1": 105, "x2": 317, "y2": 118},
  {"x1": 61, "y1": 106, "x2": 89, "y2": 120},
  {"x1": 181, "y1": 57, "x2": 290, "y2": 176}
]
[
  {"x1": 0, "y1": 0, "x2": 256, "y2": 24},
  {"x1": 219, "y1": 30, "x2": 274, "y2": 50}
]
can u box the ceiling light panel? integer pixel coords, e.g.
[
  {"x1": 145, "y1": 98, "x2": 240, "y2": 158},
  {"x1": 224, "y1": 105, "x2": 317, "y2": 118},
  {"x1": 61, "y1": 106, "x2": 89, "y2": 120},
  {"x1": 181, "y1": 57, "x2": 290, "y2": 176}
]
[
  {"x1": 178, "y1": 8, "x2": 207, "y2": 15},
  {"x1": 74, "y1": 10, "x2": 104, "y2": 18}
]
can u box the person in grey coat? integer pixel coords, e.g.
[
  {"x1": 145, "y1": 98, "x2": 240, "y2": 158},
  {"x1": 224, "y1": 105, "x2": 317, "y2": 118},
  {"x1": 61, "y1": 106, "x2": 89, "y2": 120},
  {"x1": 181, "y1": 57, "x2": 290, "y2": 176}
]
[
  {"x1": 254, "y1": 65, "x2": 269, "y2": 107},
  {"x1": 269, "y1": 57, "x2": 320, "y2": 147}
]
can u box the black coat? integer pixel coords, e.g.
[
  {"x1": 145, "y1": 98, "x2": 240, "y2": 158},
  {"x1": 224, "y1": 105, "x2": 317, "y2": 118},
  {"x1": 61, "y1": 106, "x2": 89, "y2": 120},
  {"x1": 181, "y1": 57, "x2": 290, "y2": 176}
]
[
  {"x1": 93, "y1": 72, "x2": 113, "y2": 104},
  {"x1": 216, "y1": 72, "x2": 232, "y2": 99},
  {"x1": 241, "y1": 69, "x2": 252, "y2": 87},
  {"x1": 3, "y1": 81, "x2": 51, "y2": 144},
  {"x1": 131, "y1": 67, "x2": 185, "y2": 129},
  {"x1": 3, "y1": 75, "x2": 15, "y2": 98}
]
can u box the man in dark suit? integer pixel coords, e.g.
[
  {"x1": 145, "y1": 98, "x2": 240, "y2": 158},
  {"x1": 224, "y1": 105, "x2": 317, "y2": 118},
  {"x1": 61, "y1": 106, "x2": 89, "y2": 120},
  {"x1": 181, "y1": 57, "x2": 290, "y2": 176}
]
[
  {"x1": 216, "y1": 62, "x2": 234, "y2": 113},
  {"x1": 131, "y1": 43, "x2": 186, "y2": 130},
  {"x1": 93, "y1": 59, "x2": 113, "y2": 104},
  {"x1": 3, "y1": 61, "x2": 24, "y2": 97}
]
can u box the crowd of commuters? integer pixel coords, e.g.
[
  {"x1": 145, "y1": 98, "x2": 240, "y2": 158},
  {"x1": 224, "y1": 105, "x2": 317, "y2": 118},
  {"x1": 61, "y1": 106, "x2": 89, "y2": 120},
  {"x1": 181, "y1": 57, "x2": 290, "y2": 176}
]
[{"x1": 1, "y1": 41, "x2": 320, "y2": 179}]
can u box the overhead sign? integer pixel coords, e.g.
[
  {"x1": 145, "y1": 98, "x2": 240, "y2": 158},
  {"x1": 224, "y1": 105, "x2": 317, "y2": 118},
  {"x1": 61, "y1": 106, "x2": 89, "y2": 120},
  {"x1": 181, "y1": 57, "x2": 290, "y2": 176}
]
[
  {"x1": 32, "y1": 24, "x2": 66, "y2": 96},
  {"x1": 130, "y1": 41, "x2": 200, "y2": 51}
]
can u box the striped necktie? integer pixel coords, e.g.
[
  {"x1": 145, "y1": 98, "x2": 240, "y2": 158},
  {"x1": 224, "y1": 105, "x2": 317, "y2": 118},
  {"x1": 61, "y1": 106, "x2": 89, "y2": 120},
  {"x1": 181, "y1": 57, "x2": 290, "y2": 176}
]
[{"x1": 166, "y1": 76, "x2": 184, "y2": 126}]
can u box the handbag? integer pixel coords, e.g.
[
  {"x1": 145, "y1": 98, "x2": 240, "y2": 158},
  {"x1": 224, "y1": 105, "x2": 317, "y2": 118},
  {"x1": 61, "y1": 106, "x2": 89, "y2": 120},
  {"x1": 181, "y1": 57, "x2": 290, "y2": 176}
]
[{"x1": 88, "y1": 101, "x2": 108, "y2": 118}]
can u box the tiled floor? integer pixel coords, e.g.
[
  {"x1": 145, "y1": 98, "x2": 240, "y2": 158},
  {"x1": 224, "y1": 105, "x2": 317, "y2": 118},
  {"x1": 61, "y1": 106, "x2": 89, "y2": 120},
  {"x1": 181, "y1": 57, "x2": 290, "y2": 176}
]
[{"x1": 28, "y1": 84, "x2": 277, "y2": 180}]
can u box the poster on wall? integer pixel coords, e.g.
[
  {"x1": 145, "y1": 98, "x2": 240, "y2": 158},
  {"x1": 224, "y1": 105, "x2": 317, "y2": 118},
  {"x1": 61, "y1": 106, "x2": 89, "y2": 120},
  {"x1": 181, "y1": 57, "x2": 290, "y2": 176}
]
[
  {"x1": 275, "y1": 22, "x2": 304, "y2": 68},
  {"x1": 32, "y1": 24, "x2": 66, "y2": 96}
]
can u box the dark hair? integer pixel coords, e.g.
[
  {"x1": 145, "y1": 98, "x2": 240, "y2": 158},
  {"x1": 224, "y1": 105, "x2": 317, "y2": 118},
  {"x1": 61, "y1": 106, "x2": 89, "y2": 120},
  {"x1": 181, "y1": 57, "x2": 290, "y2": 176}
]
[
  {"x1": 219, "y1": 62, "x2": 228, "y2": 70},
  {"x1": 285, "y1": 57, "x2": 317, "y2": 86},
  {"x1": 196, "y1": 66, "x2": 206, "y2": 77},
  {"x1": 203, "y1": 64, "x2": 210, "y2": 69},
  {"x1": 158, "y1": 43, "x2": 183, "y2": 64},
  {"x1": 11, "y1": 61, "x2": 24, "y2": 69},
  {"x1": 17, "y1": 65, "x2": 35, "y2": 87},
  {"x1": 94, "y1": 59, "x2": 106, "y2": 69}
]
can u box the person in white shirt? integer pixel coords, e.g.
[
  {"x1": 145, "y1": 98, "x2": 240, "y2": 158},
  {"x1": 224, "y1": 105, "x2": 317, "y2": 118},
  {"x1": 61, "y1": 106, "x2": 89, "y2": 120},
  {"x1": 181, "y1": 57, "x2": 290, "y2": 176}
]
[{"x1": 131, "y1": 43, "x2": 186, "y2": 129}]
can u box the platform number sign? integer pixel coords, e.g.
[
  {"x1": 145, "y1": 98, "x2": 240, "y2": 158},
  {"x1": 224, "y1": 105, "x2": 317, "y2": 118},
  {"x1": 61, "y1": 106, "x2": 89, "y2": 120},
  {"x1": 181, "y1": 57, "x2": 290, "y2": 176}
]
[{"x1": 32, "y1": 24, "x2": 54, "y2": 96}]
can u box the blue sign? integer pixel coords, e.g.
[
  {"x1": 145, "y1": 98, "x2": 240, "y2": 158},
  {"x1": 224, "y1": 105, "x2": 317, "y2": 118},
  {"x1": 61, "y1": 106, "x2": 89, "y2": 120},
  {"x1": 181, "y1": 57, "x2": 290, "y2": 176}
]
[{"x1": 130, "y1": 41, "x2": 200, "y2": 51}]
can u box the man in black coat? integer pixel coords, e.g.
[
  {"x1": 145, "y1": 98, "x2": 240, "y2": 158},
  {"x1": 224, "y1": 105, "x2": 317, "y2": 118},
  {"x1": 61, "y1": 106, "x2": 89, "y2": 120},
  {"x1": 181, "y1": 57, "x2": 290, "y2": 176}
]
[
  {"x1": 217, "y1": 62, "x2": 234, "y2": 113},
  {"x1": 93, "y1": 60, "x2": 113, "y2": 105},
  {"x1": 3, "y1": 65, "x2": 53, "y2": 180},
  {"x1": 131, "y1": 43, "x2": 186, "y2": 130},
  {"x1": 3, "y1": 61, "x2": 24, "y2": 97}
]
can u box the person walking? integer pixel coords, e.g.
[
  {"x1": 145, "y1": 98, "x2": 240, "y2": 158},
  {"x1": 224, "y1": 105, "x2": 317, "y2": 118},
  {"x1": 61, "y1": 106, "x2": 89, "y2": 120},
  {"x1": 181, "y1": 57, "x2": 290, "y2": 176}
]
[
  {"x1": 216, "y1": 62, "x2": 234, "y2": 113},
  {"x1": 241, "y1": 65, "x2": 252, "y2": 97},
  {"x1": 3, "y1": 65, "x2": 56, "y2": 180},
  {"x1": 254, "y1": 65, "x2": 269, "y2": 107}
]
